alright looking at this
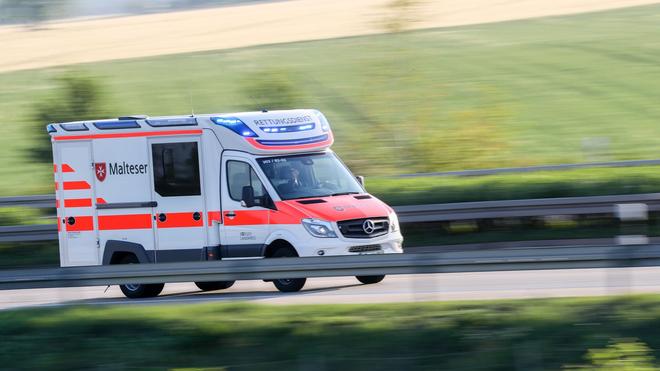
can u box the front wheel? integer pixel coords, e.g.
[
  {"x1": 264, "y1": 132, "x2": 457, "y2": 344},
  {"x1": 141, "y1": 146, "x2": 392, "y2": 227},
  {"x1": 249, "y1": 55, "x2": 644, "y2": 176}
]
[
  {"x1": 195, "y1": 281, "x2": 235, "y2": 292},
  {"x1": 271, "y1": 246, "x2": 306, "y2": 292},
  {"x1": 117, "y1": 255, "x2": 165, "y2": 299},
  {"x1": 356, "y1": 275, "x2": 385, "y2": 284}
]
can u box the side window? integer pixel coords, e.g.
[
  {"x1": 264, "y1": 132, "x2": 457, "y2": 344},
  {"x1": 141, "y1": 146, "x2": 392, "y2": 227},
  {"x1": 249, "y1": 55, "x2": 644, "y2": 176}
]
[
  {"x1": 152, "y1": 142, "x2": 201, "y2": 197},
  {"x1": 227, "y1": 161, "x2": 267, "y2": 204}
]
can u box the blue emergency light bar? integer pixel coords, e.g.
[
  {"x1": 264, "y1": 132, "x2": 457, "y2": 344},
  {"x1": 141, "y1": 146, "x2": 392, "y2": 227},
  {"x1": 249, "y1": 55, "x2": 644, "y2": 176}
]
[
  {"x1": 210, "y1": 116, "x2": 258, "y2": 137},
  {"x1": 260, "y1": 122, "x2": 315, "y2": 133}
]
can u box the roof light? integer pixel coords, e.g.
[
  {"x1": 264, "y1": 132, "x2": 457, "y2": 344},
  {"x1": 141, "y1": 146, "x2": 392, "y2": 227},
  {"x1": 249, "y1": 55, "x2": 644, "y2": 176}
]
[
  {"x1": 259, "y1": 123, "x2": 315, "y2": 133},
  {"x1": 210, "y1": 116, "x2": 258, "y2": 137},
  {"x1": 256, "y1": 134, "x2": 329, "y2": 146},
  {"x1": 46, "y1": 124, "x2": 57, "y2": 133},
  {"x1": 313, "y1": 110, "x2": 330, "y2": 132}
]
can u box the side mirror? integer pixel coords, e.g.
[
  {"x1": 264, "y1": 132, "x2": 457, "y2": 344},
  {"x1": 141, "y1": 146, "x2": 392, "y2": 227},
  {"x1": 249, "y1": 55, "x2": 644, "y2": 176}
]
[
  {"x1": 356, "y1": 175, "x2": 365, "y2": 187},
  {"x1": 241, "y1": 185, "x2": 255, "y2": 208}
]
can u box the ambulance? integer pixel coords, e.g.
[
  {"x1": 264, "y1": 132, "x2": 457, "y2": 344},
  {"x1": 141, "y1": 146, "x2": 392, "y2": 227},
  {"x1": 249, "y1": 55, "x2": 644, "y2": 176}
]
[{"x1": 48, "y1": 109, "x2": 403, "y2": 298}]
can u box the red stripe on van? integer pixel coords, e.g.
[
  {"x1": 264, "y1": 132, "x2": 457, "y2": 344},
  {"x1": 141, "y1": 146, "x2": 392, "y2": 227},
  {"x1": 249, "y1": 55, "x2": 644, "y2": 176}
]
[
  {"x1": 208, "y1": 211, "x2": 222, "y2": 226},
  {"x1": 63, "y1": 181, "x2": 91, "y2": 190},
  {"x1": 53, "y1": 164, "x2": 57, "y2": 173},
  {"x1": 245, "y1": 131, "x2": 334, "y2": 151},
  {"x1": 64, "y1": 198, "x2": 92, "y2": 208},
  {"x1": 99, "y1": 214, "x2": 152, "y2": 230},
  {"x1": 270, "y1": 202, "x2": 305, "y2": 224},
  {"x1": 156, "y1": 212, "x2": 203, "y2": 228},
  {"x1": 223, "y1": 210, "x2": 269, "y2": 226},
  {"x1": 96, "y1": 198, "x2": 107, "y2": 204},
  {"x1": 66, "y1": 216, "x2": 94, "y2": 232},
  {"x1": 53, "y1": 129, "x2": 203, "y2": 141},
  {"x1": 62, "y1": 164, "x2": 75, "y2": 172}
]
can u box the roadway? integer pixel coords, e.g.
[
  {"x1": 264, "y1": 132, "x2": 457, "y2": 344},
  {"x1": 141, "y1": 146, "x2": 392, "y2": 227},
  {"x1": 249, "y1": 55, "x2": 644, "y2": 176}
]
[{"x1": 2, "y1": 266, "x2": 660, "y2": 310}]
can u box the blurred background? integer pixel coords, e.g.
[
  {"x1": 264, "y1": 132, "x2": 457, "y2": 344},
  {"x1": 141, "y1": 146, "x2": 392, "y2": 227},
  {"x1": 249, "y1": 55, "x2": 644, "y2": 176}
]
[
  {"x1": 2, "y1": 0, "x2": 660, "y2": 369},
  {"x1": 2, "y1": 0, "x2": 660, "y2": 265}
]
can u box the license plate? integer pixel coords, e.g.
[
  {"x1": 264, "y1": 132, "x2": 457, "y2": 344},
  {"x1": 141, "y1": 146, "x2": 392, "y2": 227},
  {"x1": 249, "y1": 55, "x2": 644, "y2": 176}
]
[{"x1": 359, "y1": 249, "x2": 384, "y2": 255}]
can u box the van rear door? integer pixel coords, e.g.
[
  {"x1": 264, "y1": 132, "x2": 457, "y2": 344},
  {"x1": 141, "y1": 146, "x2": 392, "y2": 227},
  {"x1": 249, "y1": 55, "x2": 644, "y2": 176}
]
[{"x1": 55, "y1": 140, "x2": 99, "y2": 266}]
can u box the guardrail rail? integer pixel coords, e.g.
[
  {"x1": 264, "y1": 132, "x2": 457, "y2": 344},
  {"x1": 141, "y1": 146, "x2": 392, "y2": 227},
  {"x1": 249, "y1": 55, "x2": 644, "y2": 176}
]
[
  {"x1": 1, "y1": 245, "x2": 660, "y2": 290},
  {"x1": 2, "y1": 192, "x2": 660, "y2": 242}
]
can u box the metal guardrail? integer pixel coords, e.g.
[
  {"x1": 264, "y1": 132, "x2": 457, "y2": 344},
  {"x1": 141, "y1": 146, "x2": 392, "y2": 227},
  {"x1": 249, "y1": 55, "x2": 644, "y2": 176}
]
[
  {"x1": 2, "y1": 192, "x2": 660, "y2": 242},
  {"x1": 1, "y1": 245, "x2": 659, "y2": 290},
  {"x1": 395, "y1": 192, "x2": 660, "y2": 223},
  {"x1": 0, "y1": 225, "x2": 56, "y2": 242},
  {"x1": 394, "y1": 158, "x2": 660, "y2": 178},
  {"x1": 0, "y1": 194, "x2": 56, "y2": 208}
]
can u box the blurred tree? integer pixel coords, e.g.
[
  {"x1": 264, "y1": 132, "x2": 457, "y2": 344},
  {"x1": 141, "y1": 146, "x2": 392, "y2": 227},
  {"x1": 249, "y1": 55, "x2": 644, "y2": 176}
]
[
  {"x1": 410, "y1": 99, "x2": 512, "y2": 172},
  {"x1": 381, "y1": 0, "x2": 422, "y2": 33},
  {"x1": 241, "y1": 69, "x2": 303, "y2": 111},
  {"x1": 28, "y1": 73, "x2": 109, "y2": 163},
  {"x1": 0, "y1": 0, "x2": 71, "y2": 25},
  {"x1": 566, "y1": 339, "x2": 657, "y2": 370}
]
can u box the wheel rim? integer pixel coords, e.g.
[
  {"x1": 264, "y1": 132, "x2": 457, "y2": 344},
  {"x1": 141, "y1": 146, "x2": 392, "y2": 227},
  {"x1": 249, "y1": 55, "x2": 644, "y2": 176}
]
[{"x1": 124, "y1": 283, "x2": 140, "y2": 291}]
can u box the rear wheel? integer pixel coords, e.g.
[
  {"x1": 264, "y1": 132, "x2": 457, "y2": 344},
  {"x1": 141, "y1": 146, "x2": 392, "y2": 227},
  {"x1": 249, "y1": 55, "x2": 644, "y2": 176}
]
[
  {"x1": 195, "y1": 281, "x2": 235, "y2": 292},
  {"x1": 117, "y1": 255, "x2": 164, "y2": 299},
  {"x1": 271, "y1": 246, "x2": 306, "y2": 292},
  {"x1": 356, "y1": 275, "x2": 385, "y2": 284}
]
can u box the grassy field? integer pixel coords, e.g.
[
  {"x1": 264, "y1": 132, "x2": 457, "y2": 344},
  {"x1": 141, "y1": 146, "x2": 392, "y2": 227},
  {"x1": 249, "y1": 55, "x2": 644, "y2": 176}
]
[
  {"x1": 371, "y1": 166, "x2": 660, "y2": 205},
  {"x1": 0, "y1": 4, "x2": 660, "y2": 197},
  {"x1": 3, "y1": 296, "x2": 660, "y2": 369}
]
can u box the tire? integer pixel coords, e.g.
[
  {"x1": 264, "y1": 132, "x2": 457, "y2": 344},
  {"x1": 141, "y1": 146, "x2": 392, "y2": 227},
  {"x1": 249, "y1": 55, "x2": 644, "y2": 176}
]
[
  {"x1": 195, "y1": 280, "x2": 236, "y2": 292},
  {"x1": 117, "y1": 255, "x2": 165, "y2": 299},
  {"x1": 271, "y1": 246, "x2": 306, "y2": 293},
  {"x1": 356, "y1": 275, "x2": 385, "y2": 284}
]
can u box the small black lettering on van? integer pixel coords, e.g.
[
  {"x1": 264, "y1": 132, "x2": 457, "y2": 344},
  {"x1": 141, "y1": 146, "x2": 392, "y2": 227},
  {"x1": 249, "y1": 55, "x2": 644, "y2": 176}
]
[{"x1": 108, "y1": 162, "x2": 149, "y2": 176}]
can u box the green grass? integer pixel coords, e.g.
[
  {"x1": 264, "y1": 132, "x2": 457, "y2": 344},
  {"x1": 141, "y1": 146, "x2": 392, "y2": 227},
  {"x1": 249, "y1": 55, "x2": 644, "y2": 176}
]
[
  {"x1": 369, "y1": 166, "x2": 660, "y2": 205},
  {"x1": 1, "y1": 4, "x2": 660, "y2": 196},
  {"x1": 3, "y1": 296, "x2": 660, "y2": 369},
  {"x1": 0, "y1": 241, "x2": 59, "y2": 268}
]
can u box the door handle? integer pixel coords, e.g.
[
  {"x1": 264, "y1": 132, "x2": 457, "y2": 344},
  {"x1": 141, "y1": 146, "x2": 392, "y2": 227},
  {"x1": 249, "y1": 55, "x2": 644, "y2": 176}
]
[{"x1": 225, "y1": 211, "x2": 236, "y2": 219}]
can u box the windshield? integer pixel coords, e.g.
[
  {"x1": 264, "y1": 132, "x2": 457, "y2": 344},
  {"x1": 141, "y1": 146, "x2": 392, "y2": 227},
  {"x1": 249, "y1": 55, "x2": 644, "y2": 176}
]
[{"x1": 257, "y1": 152, "x2": 364, "y2": 200}]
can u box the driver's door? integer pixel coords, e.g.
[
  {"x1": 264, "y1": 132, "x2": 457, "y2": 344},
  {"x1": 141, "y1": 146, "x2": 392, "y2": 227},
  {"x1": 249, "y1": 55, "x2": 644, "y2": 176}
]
[{"x1": 221, "y1": 156, "x2": 271, "y2": 258}]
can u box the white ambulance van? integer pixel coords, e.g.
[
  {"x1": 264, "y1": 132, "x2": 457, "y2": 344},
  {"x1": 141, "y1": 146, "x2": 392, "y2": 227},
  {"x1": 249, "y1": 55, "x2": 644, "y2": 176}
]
[{"x1": 48, "y1": 109, "x2": 403, "y2": 298}]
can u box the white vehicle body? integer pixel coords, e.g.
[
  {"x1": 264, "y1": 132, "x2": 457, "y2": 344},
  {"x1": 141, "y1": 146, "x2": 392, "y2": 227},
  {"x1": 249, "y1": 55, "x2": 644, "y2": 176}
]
[{"x1": 48, "y1": 109, "x2": 403, "y2": 270}]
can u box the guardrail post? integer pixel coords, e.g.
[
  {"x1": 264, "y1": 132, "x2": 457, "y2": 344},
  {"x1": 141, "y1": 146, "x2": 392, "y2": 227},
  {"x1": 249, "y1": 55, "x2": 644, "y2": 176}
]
[
  {"x1": 612, "y1": 203, "x2": 648, "y2": 294},
  {"x1": 615, "y1": 203, "x2": 648, "y2": 246}
]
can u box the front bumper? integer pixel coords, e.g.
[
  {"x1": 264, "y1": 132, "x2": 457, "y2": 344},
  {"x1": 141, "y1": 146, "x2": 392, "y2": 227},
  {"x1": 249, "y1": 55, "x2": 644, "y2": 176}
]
[{"x1": 295, "y1": 231, "x2": 404, "y2": 257}]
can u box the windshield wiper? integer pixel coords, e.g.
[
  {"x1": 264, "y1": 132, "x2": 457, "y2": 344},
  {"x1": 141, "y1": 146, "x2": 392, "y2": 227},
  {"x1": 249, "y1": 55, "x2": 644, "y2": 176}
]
[{"x1": 330, "y1": 192, "x2": 360, "y2": 197}]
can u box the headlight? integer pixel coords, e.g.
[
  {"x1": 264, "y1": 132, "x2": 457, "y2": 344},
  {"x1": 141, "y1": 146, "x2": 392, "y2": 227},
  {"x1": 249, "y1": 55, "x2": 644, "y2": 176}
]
[
  {"x1": 389, "y1": 212, "x2": 400, "y2": 233},
  {"x1": 302, "y1": 218, "x2": 338, "y2": 238}
]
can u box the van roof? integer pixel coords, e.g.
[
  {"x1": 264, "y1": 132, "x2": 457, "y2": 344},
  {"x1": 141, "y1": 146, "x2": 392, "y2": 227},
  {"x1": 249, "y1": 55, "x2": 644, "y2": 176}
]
[{"x1": 48, "y1": 109, "x2": 334, "y2": 155}]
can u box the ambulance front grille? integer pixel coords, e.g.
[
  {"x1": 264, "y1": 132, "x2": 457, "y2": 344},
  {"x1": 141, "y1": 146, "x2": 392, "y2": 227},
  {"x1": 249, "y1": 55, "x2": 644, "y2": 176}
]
[{"x1": 337, "y1": 217, "x2": 389, "y2": 239}]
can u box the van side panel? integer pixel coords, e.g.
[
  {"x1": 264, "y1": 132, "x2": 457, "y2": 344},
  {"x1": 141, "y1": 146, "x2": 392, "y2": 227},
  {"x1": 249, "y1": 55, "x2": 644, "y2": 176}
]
[{"x1": 92, "y1": 137, "x2": 156, "y2": 263}]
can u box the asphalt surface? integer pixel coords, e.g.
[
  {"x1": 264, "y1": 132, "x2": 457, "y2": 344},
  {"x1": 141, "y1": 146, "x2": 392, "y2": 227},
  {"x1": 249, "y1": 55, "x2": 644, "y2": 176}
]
[{"x1": 2, "y1": 266, "x2": 660, "y2": 310}]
